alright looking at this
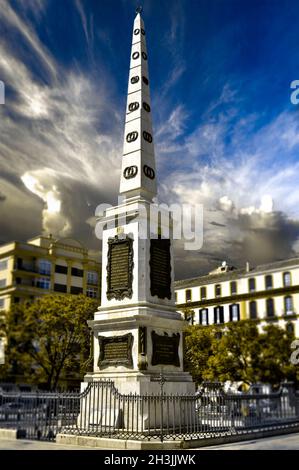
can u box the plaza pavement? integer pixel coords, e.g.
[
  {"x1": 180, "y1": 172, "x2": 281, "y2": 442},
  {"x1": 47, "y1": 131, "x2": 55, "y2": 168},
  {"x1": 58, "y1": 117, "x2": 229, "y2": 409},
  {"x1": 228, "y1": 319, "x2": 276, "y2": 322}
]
[{"x1": 0, "y1": 432, "x2": 298, "y2": 450}]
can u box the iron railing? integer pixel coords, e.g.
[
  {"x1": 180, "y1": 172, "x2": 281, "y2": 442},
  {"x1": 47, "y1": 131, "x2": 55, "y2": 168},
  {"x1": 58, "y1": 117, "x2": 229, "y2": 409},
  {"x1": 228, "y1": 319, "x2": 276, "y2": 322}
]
[{"x1": 0, "y1": 380, "x2": 299, "y2": 441}]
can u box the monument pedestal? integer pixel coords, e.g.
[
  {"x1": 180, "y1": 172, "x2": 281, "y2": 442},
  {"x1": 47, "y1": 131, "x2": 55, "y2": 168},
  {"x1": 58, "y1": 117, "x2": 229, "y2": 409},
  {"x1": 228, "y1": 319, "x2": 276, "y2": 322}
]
[{"x1": 82, "y1": 303, "x2": 195, "y2": 396}]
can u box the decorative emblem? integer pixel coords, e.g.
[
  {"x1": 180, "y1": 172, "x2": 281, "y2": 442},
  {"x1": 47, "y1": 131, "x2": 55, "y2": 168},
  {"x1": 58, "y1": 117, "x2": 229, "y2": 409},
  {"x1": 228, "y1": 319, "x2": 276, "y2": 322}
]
[
  {"x1": 134, "y1": 28, "x2": 140, "y2": 35},
  {"x1": 138, "y1": 326, "x2": 148, "y2": 371},
  {"x1": 143, "y1": 165, "x2": 155, "y2": 179},
  {"x1": 143, "y1": 102, "x2": 150, "y2": 112},
  {"x1": 126, "y1": 131, "x2": 138, "y2": 142},
  {"x1": 128, "y1": 102, "x2": 139, "y2": 112},
  {"x1": 132, "y1": 51, "x2": 140, "y2": 60},
  {"x1": 142, "y1": 76, "x2": 149, "y2": 85},
  {"x1": 124, "y1": 165, "x2": 138, "y2": 179},
  {"x1": 143, "y1": 131, "x2": 152, "y2": 143},
  {"x1": 142, "y1": 52, "x2": 147, "y2": 60},
  {"x1": 141, "y1": 29, "x2": 145, "y2": 35},
  {"x1": 131, "y1": 76, "x2": 139, "y2": 84}
]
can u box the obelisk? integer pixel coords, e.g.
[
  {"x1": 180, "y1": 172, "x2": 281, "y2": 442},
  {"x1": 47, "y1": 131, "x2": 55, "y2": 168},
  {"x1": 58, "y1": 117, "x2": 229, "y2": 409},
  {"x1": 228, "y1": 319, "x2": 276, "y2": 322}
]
[{"x1": 83, "y1": 7, "x2": 195, "y2": 397}]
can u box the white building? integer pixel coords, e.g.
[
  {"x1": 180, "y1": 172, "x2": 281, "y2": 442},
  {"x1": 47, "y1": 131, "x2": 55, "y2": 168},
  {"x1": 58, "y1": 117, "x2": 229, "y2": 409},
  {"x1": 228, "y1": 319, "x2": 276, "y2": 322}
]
[
  {"x1": 174, "y1": 259, "x2": 299, "y2": 337},
  {"x1": 0, "y1": 235, "x2": 101, "y2": 312}
]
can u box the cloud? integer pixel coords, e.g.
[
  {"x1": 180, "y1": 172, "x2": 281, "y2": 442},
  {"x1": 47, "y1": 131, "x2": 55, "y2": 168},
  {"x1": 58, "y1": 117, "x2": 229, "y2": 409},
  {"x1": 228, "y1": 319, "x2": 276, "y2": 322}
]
[
  {"x1": 75, "y1": 0, "x2": 94, "y2": 50},
  {"x1": 21, "y1": 170, "x2": 68, "y2": 236},
  {"x1": 0, "y1": 0, "x2": 56, "y2": 78},
  {"x1": 0, "y1": 1, "x2": 122, "y2": 248},
  {"x1": 158, "y1": 83, "x2": 299, "y2": 277}
]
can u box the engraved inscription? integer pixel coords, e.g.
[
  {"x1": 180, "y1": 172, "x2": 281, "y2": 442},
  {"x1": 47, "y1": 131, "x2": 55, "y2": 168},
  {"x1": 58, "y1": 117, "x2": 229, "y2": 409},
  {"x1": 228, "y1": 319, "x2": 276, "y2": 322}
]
[
  {"x1": 151, "y1": 331, "x2": 180, "y2": 367},
  {"x1": 98, "y1": 334, "x2": 133, "y2": 368},
  {"x1": 150, "y1": 238, "x2": 171, "y2": 299},
  {"x1": 106, "y1": 235, "x2": 133, "y2": 300}
]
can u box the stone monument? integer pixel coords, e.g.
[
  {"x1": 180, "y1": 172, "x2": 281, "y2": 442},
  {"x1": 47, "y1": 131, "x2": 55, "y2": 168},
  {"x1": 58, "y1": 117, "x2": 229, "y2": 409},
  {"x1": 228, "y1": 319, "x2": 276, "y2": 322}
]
[{"x1": 83, "y1": 8, "x2": 195, "y2": 398}]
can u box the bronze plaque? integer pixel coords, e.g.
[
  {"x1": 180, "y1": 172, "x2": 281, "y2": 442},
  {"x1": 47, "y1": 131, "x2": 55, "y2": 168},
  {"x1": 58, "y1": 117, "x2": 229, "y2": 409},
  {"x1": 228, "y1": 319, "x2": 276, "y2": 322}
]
[
  {"x1": 151, "y1": 331, "x2": 180, "y2": 367},
  {"x1": 98, "y1": 333, "x2": 133, "y2": 368},
  {"x1": 150, "y1": 238, "x2": 171, "y2": 299},
  {"x1": 106, "y1": 235, "x2": 133, "y2": 300}
]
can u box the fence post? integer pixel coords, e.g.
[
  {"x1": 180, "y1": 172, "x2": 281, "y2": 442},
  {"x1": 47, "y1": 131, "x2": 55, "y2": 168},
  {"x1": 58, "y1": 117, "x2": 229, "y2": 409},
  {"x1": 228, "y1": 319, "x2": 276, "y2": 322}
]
[
  {"x1": 280, "y1": 381, "x2": 296, "y2": 418},
  {"x1": 159, "y1": 373, "x2": 165, "y2": 442}
]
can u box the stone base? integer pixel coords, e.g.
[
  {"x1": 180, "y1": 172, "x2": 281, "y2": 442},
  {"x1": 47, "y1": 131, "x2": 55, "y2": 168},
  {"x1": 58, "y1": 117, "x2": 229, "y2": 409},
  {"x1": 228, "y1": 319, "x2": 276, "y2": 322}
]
[
  {"x1": 77, "y1": 371, "x2": 196, "y2": 432},
  {"x1": 82, "y1": 370, "x2": 195, "y2": 395}
]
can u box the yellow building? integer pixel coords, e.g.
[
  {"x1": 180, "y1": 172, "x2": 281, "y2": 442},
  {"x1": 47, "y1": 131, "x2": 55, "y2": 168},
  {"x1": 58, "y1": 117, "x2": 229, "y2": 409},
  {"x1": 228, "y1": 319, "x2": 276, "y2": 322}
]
[
  {"x1": 175, "y1": 259, "x2": 299, "y2": 337},
  {"x1": 0, "y1": 235, "x2": 101, "y2": 311}
]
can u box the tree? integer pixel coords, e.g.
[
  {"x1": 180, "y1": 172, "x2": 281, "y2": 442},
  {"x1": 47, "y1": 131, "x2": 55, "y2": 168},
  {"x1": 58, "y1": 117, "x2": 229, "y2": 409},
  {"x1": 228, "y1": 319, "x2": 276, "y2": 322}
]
[
  {"x1": 184, "y1": 320, "x2": 298, "y2": 387},
  {"x1": 206, "y1": 321, "x2": 261, "y2": 384},
  {"x1": 0, "y1": 295, "x2": 97, "y2": 390},
  {"x1": 257, "y1": 324, "x2": 297, "y2": 386},
  {"x1": 184, "y1": 324, "x2": 218, "y2": 384},
  {"x1": 0, "y1": 303, "x2": 33, "y2": 383}
]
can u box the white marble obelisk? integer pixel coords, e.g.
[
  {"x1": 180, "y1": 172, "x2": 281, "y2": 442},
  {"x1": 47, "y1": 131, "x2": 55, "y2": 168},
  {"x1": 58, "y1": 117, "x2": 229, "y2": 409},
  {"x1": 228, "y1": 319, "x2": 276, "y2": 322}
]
[{"x1": 83, "y1": 9, "x2": 195, "y2": 398}]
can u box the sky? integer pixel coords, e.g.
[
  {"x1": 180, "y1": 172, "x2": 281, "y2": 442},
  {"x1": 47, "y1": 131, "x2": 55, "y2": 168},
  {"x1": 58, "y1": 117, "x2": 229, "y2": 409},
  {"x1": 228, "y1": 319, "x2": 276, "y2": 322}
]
[{"x1": 1, "y1": 0, "x2": 299, "y2": 279}]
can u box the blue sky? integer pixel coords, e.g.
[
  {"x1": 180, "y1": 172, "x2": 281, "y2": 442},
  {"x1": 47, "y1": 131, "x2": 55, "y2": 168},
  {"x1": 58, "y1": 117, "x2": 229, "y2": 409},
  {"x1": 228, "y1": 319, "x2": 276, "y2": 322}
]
[{"x1": 0, "y1": 0, "x2": 299, "y2": 278}]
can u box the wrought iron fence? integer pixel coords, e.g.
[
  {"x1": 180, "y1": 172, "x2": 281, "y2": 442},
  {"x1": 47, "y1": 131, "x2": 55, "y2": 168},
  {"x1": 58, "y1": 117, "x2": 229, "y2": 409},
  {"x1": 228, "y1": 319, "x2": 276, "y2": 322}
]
[{"x1": 0, "y1": 380, "x2": 299, "y2": 442}]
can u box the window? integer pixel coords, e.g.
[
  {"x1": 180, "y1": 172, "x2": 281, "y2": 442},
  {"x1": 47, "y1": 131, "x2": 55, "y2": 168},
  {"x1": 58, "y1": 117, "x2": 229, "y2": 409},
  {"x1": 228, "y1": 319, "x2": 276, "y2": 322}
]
[
  {"x1": 87, "y1": 271, "x2": 98, "y2": 285},
  {"x1": 266, "y1": 298, "x2": 275, "y2": 317},
  {"x1": 200, "y1": 286, "x2": 206, "y2": 299},
  {"x1": 35, "y1": 278, "x2": 50, "y2": 290},
  {"x1": 214, "y1": 306, "x2": 224, "y2": 324},
  {"x1": 249, "y1": 278, "x2": 256, "y2": 292},
  {"x1": 71, "y1": 267, "x2": 83, "y2": 278},
  {"x1": 0, "y1": 279, "x2": 6, "y2": 288},
  {"x1": 283, "y1": 272, "x2": 291, "y2": 287},
  {"x1": 284, "y1": 296, "x2": 293, "y2": 315},
  {"x1": 265, "y1": 275, "x2": 273, "y2": 290},
  {"x1": 0, "y1": 298, "x2": 5, "y2": 309},
  {"x1": 249, "y1": 300, "x2": 257, "y2": 319},
  {"x1": 286, "y1": 323, "x2": 294, "y2": 335},
  {"x1": 229, "y1": 304, "x2": 240, "y2": 322},
  {"x1": 54, "y1": 283, "x2": 67, "y2": 293},
  {"x1": 230, "y1": 281, "x2": 237, "y2": 295},
  {"x1": 174, "y1": 292, "x2": 178, "y2": 303},
  {"x1": 70, "y1": 286, "x2": 83, "y2": 295},
  {"x1": 86, "y1": 287, "x2": 97, "y2": 298},
  {"x1": 0, "y1": 259, "x2": 8, "y2": 270},
  {"x1": 199, "y1": 308, "x2": 209, "y2": 326},
  {"x1": 185, "y1": 289, "x2": 192, "y2": 302},
  {"x1": 215, "y1": 284, "x2": 221, "y2": 297},
  {"x1": 55, "y1": 265, "x2": 68, "y2": 274},
  {"x1": 38, "y1": 259, "x2": 51, "y2": 275}
]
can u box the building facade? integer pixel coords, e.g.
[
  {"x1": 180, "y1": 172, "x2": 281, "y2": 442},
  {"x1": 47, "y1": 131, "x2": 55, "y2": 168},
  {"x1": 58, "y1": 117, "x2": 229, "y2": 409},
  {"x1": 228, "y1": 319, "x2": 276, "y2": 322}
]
[
  {"x1": 0, "y1": 235, "x2": 101, "y2": 311},
  {"x1": 175, "y1": 259, "x2": 299, "y2": 337}
]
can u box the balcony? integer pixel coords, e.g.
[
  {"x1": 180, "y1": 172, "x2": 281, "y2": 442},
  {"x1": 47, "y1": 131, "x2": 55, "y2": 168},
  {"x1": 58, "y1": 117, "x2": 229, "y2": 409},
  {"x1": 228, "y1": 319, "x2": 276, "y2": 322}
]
[{"x1": 14, "y1": 264, "x2": 51, "y2": 276}]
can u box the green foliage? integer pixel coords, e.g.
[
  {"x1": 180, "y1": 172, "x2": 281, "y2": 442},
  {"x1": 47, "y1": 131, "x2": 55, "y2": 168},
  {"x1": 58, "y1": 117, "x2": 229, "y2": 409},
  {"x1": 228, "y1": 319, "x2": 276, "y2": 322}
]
[
  {"x1": 0, "y1": 295, "x2": 97, "y2": 390},
  {"x1": 184, "y1": 320, "x2": 298, "y2": 387}
]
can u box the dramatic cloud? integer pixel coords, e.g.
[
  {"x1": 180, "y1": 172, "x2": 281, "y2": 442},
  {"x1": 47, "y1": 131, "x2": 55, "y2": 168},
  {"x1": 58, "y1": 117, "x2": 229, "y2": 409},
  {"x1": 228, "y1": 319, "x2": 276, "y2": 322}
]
[{"x1": 0, "y1": 1, "x2": 299, "y2": 279}]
